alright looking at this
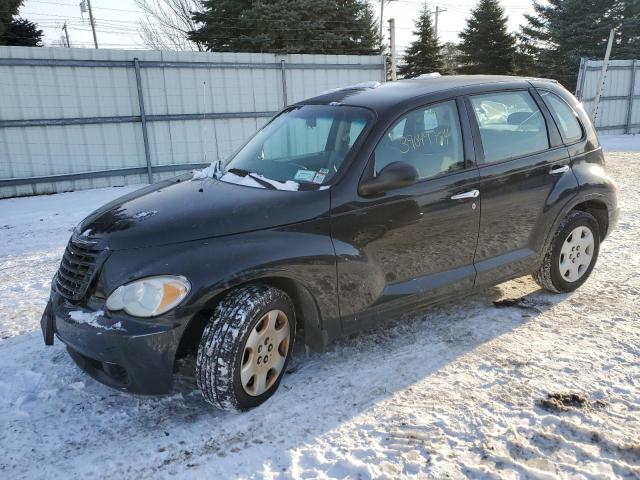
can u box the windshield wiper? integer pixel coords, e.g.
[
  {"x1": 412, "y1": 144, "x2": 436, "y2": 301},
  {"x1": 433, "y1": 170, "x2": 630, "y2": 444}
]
[{"x1": 226, "y1": 168, "x2": 277, "y2": 190}]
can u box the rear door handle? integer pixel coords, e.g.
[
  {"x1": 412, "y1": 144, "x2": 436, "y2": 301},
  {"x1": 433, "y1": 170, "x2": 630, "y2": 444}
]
[
  {"x1": 451, "y1": 189, "x2": 480, "y2": 200},
  {"x1": 550, "y1": 165, "x2": 570, "y2": 175}
]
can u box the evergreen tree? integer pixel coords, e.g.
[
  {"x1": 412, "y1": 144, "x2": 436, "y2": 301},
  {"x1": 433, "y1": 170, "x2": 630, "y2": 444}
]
[
  {"x1": 458, "y1": 0, "x2": 516, "y2": 75},
  {"x1": 2, "y1": 18, "x2": 43, "y2": 46},
  {"x1": 618, "y1": 0, "x2": 640, "y2": 56},
  {"x1": 0, "y1": 0, "x2": 22, "y2": 42},
  {"x1": 518, "y1": 0, "x2": 640, "y2": 89},
  {"x1": 190, "y1": 0, "x2": 381, "y2": 54},
  {"x1": 1, "y1": 0, "x2": 43, "y2": 47},
  {"x1": 441, "y1": 42, "x2": 461, "y2": 75},
  {"x1": 398, "y1": 5, "x2": 443, "y2": 78}
]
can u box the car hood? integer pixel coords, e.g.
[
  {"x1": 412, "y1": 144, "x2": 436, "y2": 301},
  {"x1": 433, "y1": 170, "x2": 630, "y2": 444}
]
[{"x1": 77, "y1": 175, "x2": 331, "y2": 250}]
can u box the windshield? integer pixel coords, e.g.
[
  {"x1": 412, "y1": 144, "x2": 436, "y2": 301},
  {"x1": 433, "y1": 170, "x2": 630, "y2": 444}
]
[{"x1": 221, "y1": 105, "x2": 372, "y2": 190}]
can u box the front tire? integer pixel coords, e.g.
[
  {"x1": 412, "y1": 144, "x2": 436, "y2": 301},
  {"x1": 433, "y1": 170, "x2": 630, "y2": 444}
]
[
  {"x1": 533, "y1": 210, "x2": 600, "y2": 293},
  {"x1": 196, "y1": 284, "x2": 296, "y2": 410}
]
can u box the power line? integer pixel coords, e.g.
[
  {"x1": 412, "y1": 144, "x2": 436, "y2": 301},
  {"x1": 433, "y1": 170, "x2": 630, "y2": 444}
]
[
  {"x1": 22, "y1": 0, "x2": 143, "y2": 14},
  {"x1": 13, "y1": 0, "x2": 537, "y2": 51}
]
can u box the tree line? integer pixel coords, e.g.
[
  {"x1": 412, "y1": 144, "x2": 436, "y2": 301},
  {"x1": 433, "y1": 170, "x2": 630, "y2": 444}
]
[
  {"x1": 2, "y1": 0, "x2": 638, "y2": 91},
  {"x1": 400, "y1": 0, "x2": 639, "y2": 89},
  {"x1": 190, "y1": 0, "x2": 640, "y2": 89},
  {"x1": 190, "y1": 0, "x2": 381, "y2": 55}
]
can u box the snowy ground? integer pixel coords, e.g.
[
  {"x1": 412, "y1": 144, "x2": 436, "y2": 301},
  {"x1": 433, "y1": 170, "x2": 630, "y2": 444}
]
[{"x1": 0, "y1": 135, "x2": 639, "y2": 479}]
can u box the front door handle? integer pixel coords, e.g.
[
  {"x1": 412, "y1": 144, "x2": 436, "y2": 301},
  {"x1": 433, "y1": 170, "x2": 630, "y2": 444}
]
[
  {"x1": 550, "y1": 165, "x2": 570, "y2": 175},
  {"x1": 451, "y1": 189, "x2": 480, "y2": 200}
]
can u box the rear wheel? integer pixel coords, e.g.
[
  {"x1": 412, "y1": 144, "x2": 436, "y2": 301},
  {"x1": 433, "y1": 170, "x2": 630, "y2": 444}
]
[
  {"x1": 533, "y1": 210, "x2": 600, "y2": 293},
  {"x1": 196, "y1": 284, "x2": 295, "y2": 410}
]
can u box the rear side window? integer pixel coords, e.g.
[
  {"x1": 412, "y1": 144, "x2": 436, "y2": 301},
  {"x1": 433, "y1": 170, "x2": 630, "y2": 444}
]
[
  {"x1": 470, "y1": 91, "x2": 549, "y2": 163},
  {"x1": 374, "y1": 100, "x2": 465, "y2": 180},
  {"x1": 539, "y1": 90, "x2": 583, "y2": 143}
]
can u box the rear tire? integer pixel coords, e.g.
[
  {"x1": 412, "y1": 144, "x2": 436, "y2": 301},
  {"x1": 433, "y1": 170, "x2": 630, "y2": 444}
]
[
  {"x1": 196, "y1": 284, "x2": 295, "y2": 410},
  {"x1": 533, "y1": 210, "x2": 600, "y2": 293}
]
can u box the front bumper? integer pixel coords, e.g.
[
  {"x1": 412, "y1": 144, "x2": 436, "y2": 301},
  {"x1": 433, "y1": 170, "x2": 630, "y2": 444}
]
[{"x1": 42, "y1": 291, "x2": 186, "y2": 394}]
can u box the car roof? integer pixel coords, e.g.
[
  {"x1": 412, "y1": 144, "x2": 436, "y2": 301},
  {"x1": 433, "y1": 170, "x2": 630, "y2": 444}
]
[{"x1": 297, "y1": 75, "x2": 559, "y2": 113}]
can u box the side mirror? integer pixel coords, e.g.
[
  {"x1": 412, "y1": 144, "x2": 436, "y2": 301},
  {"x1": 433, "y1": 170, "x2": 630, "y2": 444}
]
[{"x1": 359, "y1": 161, "x2": 419, "y2": 196}]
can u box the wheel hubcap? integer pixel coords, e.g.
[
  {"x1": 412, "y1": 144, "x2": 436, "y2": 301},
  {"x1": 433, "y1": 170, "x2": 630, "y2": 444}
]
[
  {"x1": 240, "y1": 310, "x2": 290, "y2": 396},
  {"x1": 559, "y1": 226, "x2": 595, "y2": 282}
]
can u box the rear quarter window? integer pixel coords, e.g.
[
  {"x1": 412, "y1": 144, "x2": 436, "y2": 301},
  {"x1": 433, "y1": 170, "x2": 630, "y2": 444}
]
[{"x1": 539, "y1": 90, "x2": 584, "y2": 143}]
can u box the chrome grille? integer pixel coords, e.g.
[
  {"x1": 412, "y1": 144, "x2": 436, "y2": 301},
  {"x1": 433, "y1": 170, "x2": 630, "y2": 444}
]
[{"x1": 55, "y1": 236, "x2": 102, "y2": 301}]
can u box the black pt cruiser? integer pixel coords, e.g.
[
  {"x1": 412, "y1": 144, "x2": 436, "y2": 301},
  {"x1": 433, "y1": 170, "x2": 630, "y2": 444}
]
[{"x1": 42, "y1": 75, "x2": 620, "y2": 410}]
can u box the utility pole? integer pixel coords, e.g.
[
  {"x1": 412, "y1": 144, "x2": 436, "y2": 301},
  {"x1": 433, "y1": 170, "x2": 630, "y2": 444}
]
[
  {"x1": 86, "y1": 0, "x2": 99, "y2": 49},
  {"x1": 380, "y1": 0, "x2": 384, "y2": 40},
  {"x1": 434, "y1": 6, "x2": 447, "y2": 40},
  {"x1": 62, "y1": 21, "x2": 71, "y2": 48},
  {"x1": 388, "y1": 18, "x2": 397, "y2": 81},
  {"x1": 592, "y1": 28, "x2": 615, "y2": 123},
  {"x1": 379, "y1": 0, "x2": 395, "y2": 42}
]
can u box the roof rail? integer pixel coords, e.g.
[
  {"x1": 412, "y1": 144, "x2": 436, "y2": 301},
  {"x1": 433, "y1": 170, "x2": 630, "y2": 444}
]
[{"x1": 320, "y1": 81, "x2": 381, "y2": 95}]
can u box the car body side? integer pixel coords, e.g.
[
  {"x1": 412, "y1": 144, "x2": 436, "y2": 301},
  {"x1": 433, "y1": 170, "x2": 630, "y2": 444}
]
[{"x1": 48, "y1": 77, "x2": 619, "y2": 394}]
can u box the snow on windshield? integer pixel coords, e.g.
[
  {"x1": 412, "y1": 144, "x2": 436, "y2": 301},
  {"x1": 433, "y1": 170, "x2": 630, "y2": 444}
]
[
  {"x1": 191, "y1": 162, "x2": 300, "y2": 191},
  {"x1": 192, "y1": 162, "x2": 221, "y2": 181},
  {"x1": 217, "y1": 171, "x2": 299, "y2": 191}
]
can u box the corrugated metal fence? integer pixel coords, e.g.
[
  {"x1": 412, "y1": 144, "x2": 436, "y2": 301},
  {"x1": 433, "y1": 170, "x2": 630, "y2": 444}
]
[
  {"x1": 0, "y1": 46, "x2": 385, "y2": 198},
  {"x1": 575, "y1": 58, "x2": 639, "y2": 134}
]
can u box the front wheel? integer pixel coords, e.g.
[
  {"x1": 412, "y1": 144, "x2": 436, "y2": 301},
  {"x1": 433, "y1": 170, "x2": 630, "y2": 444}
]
[
  {"x1": 196, "y1": 284, "x2": 295, "y2": 410},
  {"x1": 533, "y1": 210, "x2": 600, "y2": 293}
]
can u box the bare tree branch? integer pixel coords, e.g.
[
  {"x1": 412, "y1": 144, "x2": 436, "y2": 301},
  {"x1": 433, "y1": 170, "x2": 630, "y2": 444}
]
[{"x1": 135, "y1": 0, "x2": 203, "y2": 51}]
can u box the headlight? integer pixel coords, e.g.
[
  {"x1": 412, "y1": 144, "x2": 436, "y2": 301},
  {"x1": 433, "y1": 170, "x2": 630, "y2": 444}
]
[{"x1": 105, "y1": 275, "x2": 190, "y2": 318}]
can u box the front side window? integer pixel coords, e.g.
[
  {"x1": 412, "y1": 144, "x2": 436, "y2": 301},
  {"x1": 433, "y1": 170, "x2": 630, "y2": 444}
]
[
  {"x1": 223, "y1": 105, "x2": 372, "y2": 189},
  {"x1": 470, "y1": 91, "x2": 549, "y2": 163},
  {"x1": 374, "y1": 100, "x2": 465, "y2": 180},
  {"x1": 539, "y1": 90, "x2": 583, "y2": 143}
]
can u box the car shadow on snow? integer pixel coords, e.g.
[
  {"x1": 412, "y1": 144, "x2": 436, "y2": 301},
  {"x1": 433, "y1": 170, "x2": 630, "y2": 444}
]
[{"x1": 3, "y1": 276, "x2": 570, "y2": 476}]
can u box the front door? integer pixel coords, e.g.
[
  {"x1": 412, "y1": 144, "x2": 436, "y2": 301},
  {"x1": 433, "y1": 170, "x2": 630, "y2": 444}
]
[{"x1": 331, "y1": 99, "x2": 481, "y2": 333}]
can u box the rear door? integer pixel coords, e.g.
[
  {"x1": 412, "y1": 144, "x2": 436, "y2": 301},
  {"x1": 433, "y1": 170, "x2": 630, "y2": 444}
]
[{"x1": 465, "y1": 88, "x2": 576, "y2": 287}]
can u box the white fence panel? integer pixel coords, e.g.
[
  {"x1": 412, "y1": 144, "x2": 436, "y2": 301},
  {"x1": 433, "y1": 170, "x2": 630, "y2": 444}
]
[
  {"x1": 0, "y1": 46, "x2": 385, "y2": 198},
  {"x1": 576, "y1": 58, "x2": 639, "y2": 135}
]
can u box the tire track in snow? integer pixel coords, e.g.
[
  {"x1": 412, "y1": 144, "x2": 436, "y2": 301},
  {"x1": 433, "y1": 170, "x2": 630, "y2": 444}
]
[{"x1": 0, "y1": 153, "x2": 639, "y2": 479}]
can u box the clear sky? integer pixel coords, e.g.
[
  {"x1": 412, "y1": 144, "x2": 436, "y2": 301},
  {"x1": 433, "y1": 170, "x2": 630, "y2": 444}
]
[{"x1": 18, "y1": 0, "x2": 539, "y2": 53}]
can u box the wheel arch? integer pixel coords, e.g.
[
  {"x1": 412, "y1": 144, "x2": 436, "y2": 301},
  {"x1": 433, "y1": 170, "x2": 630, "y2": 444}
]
[
  {"x1": 571, "y1": 199, "x2": 609, "y2": 240},
  {"x1": 175, "y1": 274, "x2": 329, "y2": 362},
  {"x1": 540, "y1": 194, "x2": 610, "y2": 267}
]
